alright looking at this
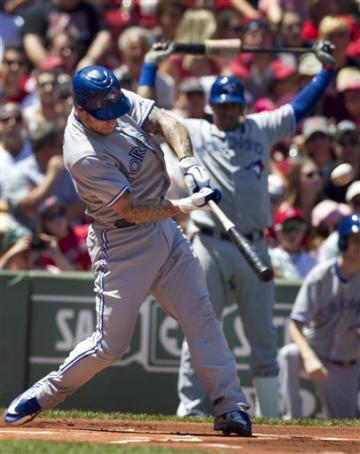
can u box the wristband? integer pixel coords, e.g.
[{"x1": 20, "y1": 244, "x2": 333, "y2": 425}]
[
  {"x1": 138, "y1": 63, "x2": 157, "y2": 87},
  {"x1": 178, "y1": 196, "x2": 193, "y2": 214},
  {"x1": 179, "y1": 156, "x2": 197, "y2": 173}
]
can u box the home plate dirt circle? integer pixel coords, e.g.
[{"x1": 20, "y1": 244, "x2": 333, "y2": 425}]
[{"x1": 1, "y1": 419, "x2": 360, "y2": 453}]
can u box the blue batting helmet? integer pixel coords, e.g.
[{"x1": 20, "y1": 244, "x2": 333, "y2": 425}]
[
  {"x1": 209, "y1": 76, "x2": 245, "y2": 104},
  {"x1": 72, "y1": 66, "x2": 131, "y2": 120},
  {"x1": 338, "y1": 213, "x2": 360, "y2": 251}
]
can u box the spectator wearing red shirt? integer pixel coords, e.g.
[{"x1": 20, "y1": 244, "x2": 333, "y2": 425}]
[
  {"x1": 39, "y1": 196, "x2": 91, "y2": 271},
  {"x1": 0, "y1": 46, "x2": 32, "y2": 105}
]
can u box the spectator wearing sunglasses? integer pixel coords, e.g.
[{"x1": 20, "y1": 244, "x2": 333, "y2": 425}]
[
  {"x1": 277, "y1": 11, "x2": 304, "y2": 69},
  {"x1": 280, "y1": 157, "x2": 323, "y2": 229},
  {"x1": 3, "y1": 121, "x2": 82, "y2": 232},
  {"x1": 48, "y1": 31, "x2": 79, "y2": 76},
  {"x1": 0, "y1": 102, "x2": 32, "y2": 201},
  {"x1": 39, "y1": 196, "x2": 91, "y2": 272},
  {"x1": 323, "y1": 120, "x2": 360, "y2": 203},
  {"x1": 0, "y1": 45, "x2": 32, "y2": 105},
  {"x1": 23, "y1": 68, "x2": 67, "y2": 133},
  {"x1": 270, "y1": 207, "x2": 318, "y2": 280},
  {"x1": 21, "y1": 0, "x2": 111, "y2": 71},
  {"x1": 302, "y1": 116, "x2": 336, "y2": 172}
]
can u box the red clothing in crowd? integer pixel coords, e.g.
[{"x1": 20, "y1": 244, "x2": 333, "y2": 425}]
[
  {"x1": 43, "y1": 224, "x2": 91, "y2": 271},
  {"x1": 3, "y1": 74, "x2": 32, "y2": 104}
]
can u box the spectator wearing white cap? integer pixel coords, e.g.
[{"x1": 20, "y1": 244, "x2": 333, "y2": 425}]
[
  {"x1": 317, "y1": 181, "x2": 360, "y2": 263},
  {"x1": 336, "y1": 67, "x2": 360, "y2": 127},
  {"x1": 311, "y1": 199, "x2": 351, "y2": 254},
  {"x1": 302, "y1": 116, "x2": 336, "y2": 170},
  {"x1": 335, "y1": 121, "x2": 360, "y2": 179},
  {"x1": 173, "y1": 77, "x2": 206, "y2": 119},
  {"x1": 297, "y1": 52, "x2": 322, "y2": 88}
]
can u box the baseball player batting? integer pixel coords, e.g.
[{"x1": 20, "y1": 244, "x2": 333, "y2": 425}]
[
  {"x1": 278, "y1": 213, "x2": 360, "y2": 419},
  {"x1": 4, "y1": 66, "x2": 253, "y2": 436}
]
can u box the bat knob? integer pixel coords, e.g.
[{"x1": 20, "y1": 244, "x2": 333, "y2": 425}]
[{"x1": 259, "y1": 267, "x2": 274, "y2": 282}]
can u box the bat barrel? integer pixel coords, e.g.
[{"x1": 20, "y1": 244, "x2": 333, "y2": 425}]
[{"x1": 241, "y1": 46, "x2": 314, "y2": 54}]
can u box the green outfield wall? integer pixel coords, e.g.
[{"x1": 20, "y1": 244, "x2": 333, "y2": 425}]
[{"x1": 0, "y1": 271, "x2": 325, "y2": 417}]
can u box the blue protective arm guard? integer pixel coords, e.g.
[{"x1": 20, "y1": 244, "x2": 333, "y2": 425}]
[
  {"x1": 290, "y1": 68, "x2": 335, "y2": 123},
  {"x1": 138, "y1": 63, "x2": 158, "y2": 87}
]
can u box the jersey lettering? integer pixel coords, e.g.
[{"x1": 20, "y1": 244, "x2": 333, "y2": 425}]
[{"x1": 123, "y1": 146, "x2": 147, "y2": 182}]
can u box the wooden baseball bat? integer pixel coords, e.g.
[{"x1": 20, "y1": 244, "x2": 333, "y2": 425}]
[
  {"x1": 154, "y1": 40, "x2": 314, "y2": 56},
  {"x1": 208, "y1": 200, "x2": 274, "y2": 282}
]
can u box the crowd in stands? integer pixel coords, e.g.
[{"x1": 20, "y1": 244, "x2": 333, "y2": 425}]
[{"x1": 0, "y1": 0, "x2": 359, "y2": 277}]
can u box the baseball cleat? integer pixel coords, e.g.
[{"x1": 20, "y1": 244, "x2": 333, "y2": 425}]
[
  {"x1": 214, "y1": 410, "x2": 252, "y2": 436},
  {"x1": 4, "y1": 389, "x2": 41, "y2": 425}
]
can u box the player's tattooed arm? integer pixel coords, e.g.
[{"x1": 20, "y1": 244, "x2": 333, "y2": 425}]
[
  {"x1": 143, "y1": 106, "x2": 193, "y2": 160},
  {"x1": 112, "y1": 192, "x2": 183, "y2": 223},
  {"x1": 112, "y1": 190, "x2": 212, "y2": 222}
]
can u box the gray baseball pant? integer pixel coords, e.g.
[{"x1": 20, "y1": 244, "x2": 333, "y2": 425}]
[
  {"x1": 279, "y1": 342, "x2": 359, "y2": 418},
  {"x1": 32, "y1": 220, "x2": 249, "y2": 416}
]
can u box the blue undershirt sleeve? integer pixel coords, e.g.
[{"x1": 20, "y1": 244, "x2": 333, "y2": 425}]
[{"x1": 290, "y1": 68, "x2": 335, "y2": 123}]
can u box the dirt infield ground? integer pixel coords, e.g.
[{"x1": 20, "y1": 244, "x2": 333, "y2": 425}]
[{"x1": 1, "y1": 418, "x2": 360, "y2": 453}]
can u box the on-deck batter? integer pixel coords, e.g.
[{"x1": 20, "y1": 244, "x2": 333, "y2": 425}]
[
  {"x1": 279, "y1": 213, "x2": 360, "y2": 419},
  {"x1": 4, "y1": 66, "x2": 252, "y2": 436}
]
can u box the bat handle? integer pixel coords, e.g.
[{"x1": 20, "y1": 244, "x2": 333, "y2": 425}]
[
  {"x1": 208, "y1": 200, "x2": 235, "y2": 230},
  {"x1": 258, "y1": 266, "x2": 274, "y2": 282}
]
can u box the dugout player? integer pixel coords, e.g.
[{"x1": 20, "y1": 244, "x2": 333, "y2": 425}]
[
  {"x1": 4, "y1": 66, "x2": 253, "y2": 436},
  {"x1": 135, "y1": 40, "x2": 337, "y2": 417},
  {"x1": 278, "y1": 213, "x2": 360, "y2": 419},
  {"x1": 173, "y1": 41, "x2": 338, "y2": 417}
]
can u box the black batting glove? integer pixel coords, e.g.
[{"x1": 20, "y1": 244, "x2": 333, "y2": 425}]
[{"x1": 312, "y1": 40, "x2": 336, "y2": 69}]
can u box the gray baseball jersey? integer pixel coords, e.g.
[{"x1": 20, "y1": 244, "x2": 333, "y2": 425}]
[
  {"x1": 177, "y1": 104, "x2": 295, "y2": 418},
  {"x1": 183, "y1": 104, "x2": 295, "y2": 232},
  {"x1": 63, "y1": 89, "x2": 170, "y2": 228},
  {"x1": 28, "y1": 89, "x2": 249, "y2": 418},
  {"x1": 290, "y1": 258, "x2": 360, "y2": 361}
]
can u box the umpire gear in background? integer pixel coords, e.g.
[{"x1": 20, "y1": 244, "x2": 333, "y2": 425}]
[
  {"x1": 72, "y1": 66, "x2": 131, "y2": 120},
  {"x1": 338, "y1": 213, "x2": 360, "y2": 251},
  {"x1": 209, "y1": 76, "x2": 245, "y2": 104}
]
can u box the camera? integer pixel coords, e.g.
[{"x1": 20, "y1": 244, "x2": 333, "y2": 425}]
[{"x1": 30, "y1": 235, "x2": 48, "y2": 251}]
